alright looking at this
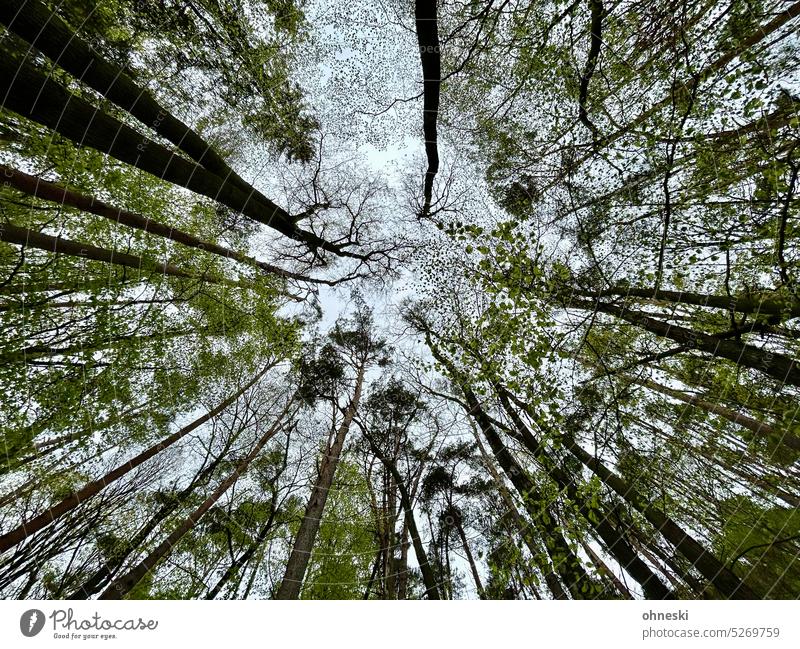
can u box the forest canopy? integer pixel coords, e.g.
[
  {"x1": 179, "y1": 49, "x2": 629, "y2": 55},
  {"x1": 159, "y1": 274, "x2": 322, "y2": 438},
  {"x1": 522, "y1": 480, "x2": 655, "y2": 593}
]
[{"x1": 0, "y1": 0, "x2": 798, "y2": 600}]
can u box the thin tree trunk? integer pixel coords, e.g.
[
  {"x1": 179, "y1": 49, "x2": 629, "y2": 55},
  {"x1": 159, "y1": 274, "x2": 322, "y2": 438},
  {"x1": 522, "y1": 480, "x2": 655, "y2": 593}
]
[
  {"x1": 582, "y1": 287, "x2": 800, "y2": 319},
  {"x1": 275, "y1": 362, "x2": 367, "y2": 599},
  {"x1": 67, "y1": 454, "x2": 227, "y2": 599},
  {"x1": 502, "y1": 387, "x2": 757, "y2": 597},
  {"x1": 99, "y1": 401, "x2": 293, "y2": 599},
  {"x1": 495, "y1": 388, "x2": 672, "y2": 599},
  {"x1": 581, "y1": 540, "x2": 633, "y2": 599},
  {"x1": 448, "y1": 381, "x2": 599, "y2": 598},
  {"x1": 396, "y1": 523, "x2": 410, "y2": 599},
  {"x1": 99, "y1": 401, "x2": 291, "y2": 599},
  {"x1": 0, "y1": 222, "x2": 242, "y2": 289},
  {"x1": 470, "y1": 428, "x2": 569, "y2": 600},
  {"x1": 205, "y1": 429, "x2": 291, "y2": 600},
  {"x1": 205, "y1": 511, "x2": 278, "y2": 600},
  {"x1": 0, "y1": 364, "x2": 273, "y2": 553},
  {"x1": 0, "y1": 165, "x2": 336, "y2": 285},
  {"x1": 385, "y1": 470, "x2": 398, "y2": 599},
  {"x1": 363, "y1": 548, "x2": 382, "y2": 599},
  {"x1": 631, "y1": 376, "x2": 800, "y2": 451},
  {"x1": 454, "y1": 520, "x2": 486, "y2": 599},
  {"x1": 362, "y1": 428, "x2": 440, "y2": 599},
  {"x1": 573, "y1": 299, "x2": 800, "y2": 387},
  {"x1": 0, "y1": 328, "x2": 196, "y2": 366}
]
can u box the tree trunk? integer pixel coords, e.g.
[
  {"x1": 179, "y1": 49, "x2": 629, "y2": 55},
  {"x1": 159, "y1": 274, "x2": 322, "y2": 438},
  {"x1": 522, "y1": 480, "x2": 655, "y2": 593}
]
[
  {"x1": 470, "y1": 429, "x2": 569, "y2": 600},
  {"x1": 561, "y1": 428, "x2": 757, "y2": 598},
  {"x1": 274, "y1": 362, "x2": 367, "y2": 599},
  {"x1": 99, "y1": 401, "x2": 293, "y2": 599},
  {"x1": 496, "y1": 389, "x2": 673, "y2": 600},
  {"x1": 575, "y1": 299, "x2": 800, "y2": 387},
  {"x1": 0, "y1": 222, "x2": 241, "y2": 289},
  {"x1": 422, "y1": 331, "x2": 600, "y2": 598},
  {"x1": 0, "y1": 0, "x2": 263, "y2": 203},
  {"x1": 0, "y1": 51, "x2": 332, "y2": 253},
  {"x1": 581, "y1": 540, "x2": 633, "y2": 599},
  {"x1": 582, "y1": 287, "x2": 800, "y2": 319},
  {"x1": 502, "y1": 386, "x2": 758, "y2": 597},
  {"x1": 454, "y1": 519, "x2": 486, "y2": 599},
  {"x1": 451, "y1": 389, "x2": 600, "y2": 597},
  {"x1": 630, "y1": 376, "x2": 800, "y2": 451},
  {"x1": 67, "y1": 454, "x2": 228, "y2": 600},
  {"x1": 0, "y1": 364, "x2": 273, "y2": 554},
  {"x1": 362, "y1": 430, "x2": 440, "y2": 599},
  {"x1": 205, "y1": 430, "x2": 291, "y2": 600},
  {"x1": 0, "y1": 164, "x2": 329, "y2": 285}
]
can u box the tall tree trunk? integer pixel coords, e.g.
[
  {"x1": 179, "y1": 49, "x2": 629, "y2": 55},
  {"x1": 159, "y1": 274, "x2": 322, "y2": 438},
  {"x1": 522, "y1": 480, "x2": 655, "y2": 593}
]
[
  {"x1": 414, "y1": 0, "x2": 441, "y2": 215},
  {"x1": 470, "y1": 429, "x2": 569, "y2": 600},
  {"x1": 630, "y1": 375, "x2": 800, "y2": 451},
  {"x1": 447, "y1": 388, "x2": 601, "y2": 597},
  {"x1": 453, "y1": 518, "x2": 486, "y2": 599},
  {"x1": 67, "y1": 454, "x2": 228, "y2": 599},
  {"x1": 506, "y1": 388, "x2": 759, "y2": 598},
  {"x1": 0, "y1": 165, "x2": 332, "y2": 285},
  {"x1": 572, "y1": 299, "x2": 800, "y2": 387},
  {"x1": 99, "y1": 400, "x2": 294, "y2": 599},
  {"x1": 581, "y1": 540, "x2": 633, "y2": 599},
  {"x1": 205, "y1": 429, "x2": 291, "y2": 600},
  {"x1": 0, "y1": 51, "x2": 333, "y2": 254},
  {"x1": 421, "y1": 331, "x2": 601, "y2": 598},
  {"x1": 0, "y1": 0, "x2": 265, "y2": 204},
  {"x1": 362, "y1": 428, "x2": 440, "y2": 599},
  {"x1": 580, "y1": 286, "x2": 800, "y2": 319},
  {"x1": 396, "y1": 523, "x2": 411, "y2": 599},
  {"x1": 274, "y1": 362, "x2": 367, "y2": 599},
  {"x1": 0, "y1": 222, "x2": 242, "y2": 289},
  {"x1": 204, "y1": 510, "x2": 279, "y2": 600},
  {"x1": 0, "y1": 328, "x2": 197, "y2": 366},
  {"x1": 494, "y1": 388, "x2": 673, "y2": 599},
  {"x1": 0, "y1": 364, "x2": 273, "y2": 554},
  {"x1": 562, "y1": 435, "x2": 758, "y2": 597},
  {"x1": 384, "y1": 470, "x2": 398, "y2": 599}
]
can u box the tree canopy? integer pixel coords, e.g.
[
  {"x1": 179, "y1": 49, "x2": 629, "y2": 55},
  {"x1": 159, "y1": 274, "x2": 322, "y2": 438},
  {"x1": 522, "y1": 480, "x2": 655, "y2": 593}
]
[{"x1": 0, "y1": 0, "x2": 798, "y2": 600}]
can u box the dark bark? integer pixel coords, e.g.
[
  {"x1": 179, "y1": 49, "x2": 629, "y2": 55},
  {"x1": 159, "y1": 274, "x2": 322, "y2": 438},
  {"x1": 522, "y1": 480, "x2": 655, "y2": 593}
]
[
  {"x1": 361, "y1": 426, "x2": 440, "y2": 599},
  {"x1": 204, "y1": 508, "x2": 278, "y2": 600},
  {"x1": 205, "y1": 428, "x2": 291, "y2": 600},
  {"x1": 454, "y1": 518, "x2": 486, "y2": 599},
  {"x1": 0, "y1": 222, "x2": 239, "y2": 288},
  {"x1": 577, "y1": 0, "x2": 603, "y2": 138},
  {"x1": 565, "y1": 433, "x2": 755, "y2": 597},
  {"x1": 582, "y1": 287, "x2": 800, "y2": 319},
  {"x1": 581, "y1": 540, "x2": 633, "y2": 599},
  {"x1": 0, "y1": 50, "x2": 336, "y2": 254},
  {"x1": 0, "y1": 1, "x2": 251, "y2": 196},
  {"x1": 471, "y1": 430, "x2": 570, "y2": 599},
  {"x1": 632, "y1": 376, "x2": 800, "y2": 451},
  {"x1": 66, "y1": 455, "x2": 227, "y2": 599},
  {"x1": 496, "y1": 389, "x2": 674, "y2": 600},
  {"x1": 573, "y1": 299, "x2": 800, "y2": 387},
  {"x1": 427, "y1": 352, "x2": 601, "y2": 597},
  {"x1": 415, "y1": 0, "x2": 441, "y2": 215},
  {"x1": 420, "y1": 328, "x2": 600, "y2": 598},
  {"x1": 503, "y1": 388, "x2": 758, "y2": 597}
]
